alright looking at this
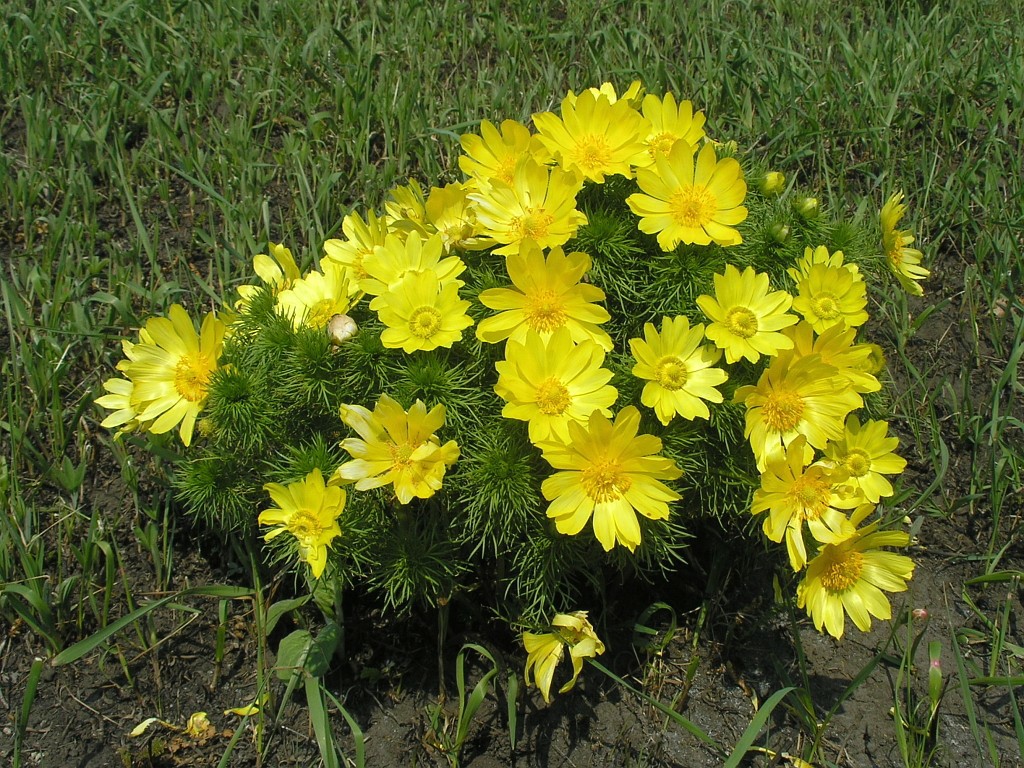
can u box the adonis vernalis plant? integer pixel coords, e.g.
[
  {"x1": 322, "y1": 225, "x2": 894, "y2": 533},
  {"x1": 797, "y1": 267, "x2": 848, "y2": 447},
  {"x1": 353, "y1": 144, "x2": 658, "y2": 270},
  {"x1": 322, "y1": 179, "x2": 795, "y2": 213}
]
[{"x1": 97, "y1": 81, "x2": 927, "y2": 700}]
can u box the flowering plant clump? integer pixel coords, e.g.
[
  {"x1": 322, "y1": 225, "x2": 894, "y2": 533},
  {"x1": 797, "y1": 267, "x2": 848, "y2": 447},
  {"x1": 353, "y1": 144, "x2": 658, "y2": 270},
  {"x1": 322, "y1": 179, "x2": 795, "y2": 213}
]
[{"x1": 98, "y1": 81, "x2": 927, "y2": 698}]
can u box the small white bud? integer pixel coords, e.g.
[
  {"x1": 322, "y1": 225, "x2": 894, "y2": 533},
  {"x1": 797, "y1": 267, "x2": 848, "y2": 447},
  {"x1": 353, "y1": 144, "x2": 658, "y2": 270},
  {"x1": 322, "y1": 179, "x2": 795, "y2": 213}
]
[{"x1": 328, "y1": 314, "x2": 358, "y2": 346}]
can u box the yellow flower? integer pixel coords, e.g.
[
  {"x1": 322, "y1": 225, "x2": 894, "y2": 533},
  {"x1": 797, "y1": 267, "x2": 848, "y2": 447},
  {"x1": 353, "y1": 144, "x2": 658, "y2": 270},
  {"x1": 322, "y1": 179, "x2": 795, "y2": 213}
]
[
  {"x1": 565, "y1": 81, "x2": 645, "y2": 108},
  {"x1": 469, "y1": 158, "x2": 587, "y2": 256},
  {"x1": 523, "y1": 611, "x2": 605, "y2": 704},
  {"x1": 98, "y1": 305, "x2": 225, "y2": 447},
  {"x1": 476, "y1": 242, "x2": 612, "y2": 350},
  {"x1": 629, "y1": 315, "x2": 727, "y2": 425},
  {"x1": 627, "y1": 140, "x2": 747, "y2": 249},
  {"x1": 781, "y1": 322, "x2": 881, "y2": 394},
  {"x1": 824, "y1": 416, "x2": 907, "y2": 503},
  {"x1": 533, "y1": 90, "x2": 650, "y2": 183},
  {"x1": 540, "y1": 407, "x2": 681, "y2": 552},
  {"x1": 798, "y1": 505, "x2": 915, "y2": 638},
  {"x1": 495, "y1": 327, "x2": 618, "y2": 442},
  {"x1": 792, "y1": 262, "x2": 869, "y2": 332},
  {"x1": 275, "y1": 260, "x2": 357, "y2": 330},
  {"x1": 787, "y1": 245, "x2": 860, "y2": 284},
  {"x1": 752, "y1": 436, "x2": 860, "y2": 571},
  {"x1": 423, "y1": 182, "x2": 488, "y2": 251},
  {"x1": 335, "y1": 395, "x2": 459, "y2": 504},
  {"x1": 697, "y1": 264, "x2": 798, "y2": 364},
  {"x1": 323, "y1": 209, "x2": 390, "y2": 282},
  {"x1": 376, "y1": 272, "x2": 474, "y2": 353},
  {"x1": 384, "y1": 179, "x2": 428, "y2": 230},
  {"x1": 736, "y1": 353, "x2": 862, "y2": 471},
  {"x1": 360, "y1": 232, "x2": 466, "y2": 307},
  {"x1": 638, "y1": 92, "x2": 707, "y2": 165},
  {"x1": 236, "y1": 242, "x2": 301, "y2": 309},
  {"x1": 881, "y1": 191, "x2": 929, "y2": 296},
  {"x1": 459, "y1": 119, "x2": 551, "y2": 190},
  {"x1": 259, "y1": 468, "x2": 345, "y2": 579}
]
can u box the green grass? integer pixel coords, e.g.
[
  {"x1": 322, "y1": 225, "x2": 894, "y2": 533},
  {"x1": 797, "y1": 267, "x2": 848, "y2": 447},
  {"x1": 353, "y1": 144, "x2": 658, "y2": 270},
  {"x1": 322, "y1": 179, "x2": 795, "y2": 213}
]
[{"x1": 2, "y1": 0, "x2": 1023, "y2": 765}]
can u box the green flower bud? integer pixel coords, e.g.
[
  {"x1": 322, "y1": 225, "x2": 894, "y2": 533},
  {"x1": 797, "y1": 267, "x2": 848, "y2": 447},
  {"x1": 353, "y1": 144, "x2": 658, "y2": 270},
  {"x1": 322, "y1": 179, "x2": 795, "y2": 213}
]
[
  {"x1": 759, "y1": 171, "x2": 786, "y2": 196},
  {"x1": 793, "y1": 196, "x2": 820, "y2": 219},
  {"x1": 769, "y1": 223, "x2": 791, "y2": 244}
]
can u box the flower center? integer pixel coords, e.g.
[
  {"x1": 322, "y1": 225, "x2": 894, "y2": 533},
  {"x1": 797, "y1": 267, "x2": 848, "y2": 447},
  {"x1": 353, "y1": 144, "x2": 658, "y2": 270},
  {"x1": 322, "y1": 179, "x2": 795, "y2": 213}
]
[
  {"x1": 654, "y1": 356, "x2": 688, "y2": 390},
  {"x1": 647, "y1": 131, "x2": 678, "y2": 160},
  {"x1": 668, "y1": 186, "x2": 717, "y2": 228},
  {"x1": 787, "y1": 473, "x2": 831, "y2": 521},
  {"x1": 305, "y1": 300, "x2": 337, "y2": 329},
  {"x1": 495, "y1": 155, "x2": 518, "y2": 186},
  {"x1": 810, "y1": 293, "x2": 841, "y2": 320},
  {"x1": 761, "y1": 390, "x2": 805, "y2": 433},
  {"x1": 388, "y1": 441, "x2": 415, "y2": 469},
  {"x1": 174, "y1": 355, "x2": 213, "y2": 402},
  {"x1": 512, "y1": 210, "x2": 555, "y2": 242},
  {"x1": 524, "y1": 289, "x2": 567, "y2": 333},
  {"x1": 820, "y1": 549, "x2": 865, "y2": 592},
  {"x1": 535, "y1": 377, "x2": 571, "y2": 416},
  {"x1": 725, "y1": 307, "x2": 758, "y2": 338},
  {"x1": 288, "y1": 508, "x2": 324, "y2": 543},
  {"x1": 571, "y1": 135, "x2": 612, "y2": 173},
  {"x1": 409, "y1": 306, "x2": 442, "y2": 339},
  {"x1": 843, "y1": 449, "x2": 871, "y2": 477},
  {"x1": 580, "y1": 459, "x2": 631, "y2": 503}
]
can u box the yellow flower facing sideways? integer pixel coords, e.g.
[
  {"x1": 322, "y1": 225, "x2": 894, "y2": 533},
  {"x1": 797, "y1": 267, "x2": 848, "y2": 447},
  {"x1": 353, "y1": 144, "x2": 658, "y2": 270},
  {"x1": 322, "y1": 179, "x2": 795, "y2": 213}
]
[
  {"x1": 376, "y1": 271, "x2": 474, "y2": 353},
  {"x1": 335, "y1": 395, "x2": 459, "y2": 504},
  {"x1": 564, "y1": 80, "x2": 645, "y2": 108},
  {"x1": 533, "y1": 89, "x2": 651, "y2": 183},
  {"x1": 97, "y1": 304, "x2": 226, "y2": 447},
  {"x1": 523, "y1": 611, "x2": 605, "y2": 704},
  {"x1": 359, "y1": 232, "x2": 466, "y2": 308},
  {"x1": 540, "y1": 407, "x2": 682, "y2": 552},
  {"x1": 495, "y1": 327, "x2": 618, "y2": 443},
  {"x1": 236, "y1": 242, "x2": 301, "y2": 309},
  {"x1": 697, "y1": 264, "x2": 798, "y2": 364},
  {"x1": 638, "y1": 92, "x2": 707, "y2": 165},
  {"x1": 476, "y1": 242, "x2": 612, "y2": 350},
  {"x1": 459, "y1": 118, "x2": 551, "y2": 191},
  {"x1": 627, "y1": 139, "x2": 747, "y2": 250},
  {"x1": 881, "y1": 191, "x2": 929, "y2": 296},
  {"x1": 798, "y1": 504, "x2": 915, "y2": 639},
  {"x1": 275, "y1": 260, "x2": 358, "y2": 330},
  {"x1": 823, "y1": 416, "x2": 907, "y2": 503},
  {"x1": 259, "y1": 468, "x2": 345, "y2": 579},
  {"x1": 736, "y1": 353, "x2": 862, "y2": 472},
  {"x1": 323, "y1": 208, "x2": 390, "y2": 282},
  {"x1": 780, "y1": 322, "x2": 881, "y2": 395},
  {"x1": 469, "y1": 158, "x2": 587, "y2": 256},
  {"x1": 787, "y1": 245, "x2": 860, "y2": 284},
  {"x1": 629, "y1": 315, "x2": 728, "y2": 425},
  {"x1": 751, "y1": 436, "x2": 861, "y2": 571}
]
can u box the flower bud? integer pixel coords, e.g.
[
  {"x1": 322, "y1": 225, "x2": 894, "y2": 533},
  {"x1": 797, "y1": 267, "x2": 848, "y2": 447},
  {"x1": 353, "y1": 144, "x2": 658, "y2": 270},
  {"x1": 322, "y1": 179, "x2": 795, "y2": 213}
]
[
  {"x1": 860, "y1": 343, "x2": 887, "y2": 375},
  {"x1": 759, "y1": 171, "x2": 786, "y2": 196},
  {"x1": 328, "y1": 313, "x2": 358, "y2": 346},
  {"x1": 912, "y1": 608, "x2": 928, "y2": 621},
  {"x1": 793, "y1": 196, "x2": 819, "y2": 220},
  {"x1": 769, "y1": 223, "x2": 791, "y2": 244}
]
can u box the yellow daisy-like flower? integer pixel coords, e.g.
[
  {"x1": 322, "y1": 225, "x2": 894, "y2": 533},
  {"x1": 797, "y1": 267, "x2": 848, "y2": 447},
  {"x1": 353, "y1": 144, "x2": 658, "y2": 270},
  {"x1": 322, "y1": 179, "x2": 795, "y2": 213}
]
[
  {"x1": 638, "y1": 92, "x2": 707, "y2": 165},
  {"x1": 697, "y1": 264, "x2": 798, "y2": 364},
  {"x1": 798, "y1": 505, "x2": 915, "y2": 638},
  {"x1": 792, "y1": 262, "x2": 869, "y2": 332},
  {"x1": 323, "y1": 209, "x2": 390, "y2": 283},
  {"x1": 881, "y1": 191, "x2": 929, "y2": 296},
  {"x1": 335, "y1": 395, "x2": 459, "y2": 504},
  {"x1": 376, "y1": 272, "x2": 474, "y2": 353},
  {"x1": 459, "y1": 119, "x2": 551, "y2": 191},
  {"x1": 469, "y1": 158, "x2": 587, "y2": 256},
  {"x1": 565, "y1": 81, "x2": 645, "y2": 108},
  {"x1": 476, "y1": 242, "x2": 612, "y2": 350},
  {"x1": 540, "y1": 407, "x2": 682, "y2": 552},
  {"x1": 384, "y1": 179, "x2": 428, "y2": 231},
  {"x1": 275, "y1": 260, "x2": 356, "y2": 330},
  {"x1": 824, "y1": 416, "x2": 907, "y2": 503},
  {"x1": 736, "y1": 353, "x2": 862, "y2": 471},
  {"x1": 629, "y1": 315, "x2": 727, "y2": 425},
  {"x1": 533, "y1": 90, "x2": 650, "y2": 183},
  {"x1": 781, "y1": 322, "x2": 881, "y2": 394},
  {"x1": 98, "y1": 304, "x2": 225, "y2": 447},
  {"x1": 259, "y1": 468, "x2": 345, "y2": 579},
  {"x1": 495, "y1": 327, "x2": 618, "y2": 443},
  {"x1": 751, "y1": 436, "x2": 860, "y2": 572},
  {"x1": 360, "y1": 232, "x2": 466, "y2": 307},
  {"x1": 236, "y1": 242, "x2": 302, "y2": 309},
  {"x1": 423, "y1": 182, "x2": 488, "y2": 251},
  {"x1": 786, "y1": 245, "x2": 860, "y2": 284},
  {"x1": 523, "y1": 611, "x2": 605, "y2": 704},
  {"x1": 627, "y1": 140, "x2": 747, "y2": 250}
]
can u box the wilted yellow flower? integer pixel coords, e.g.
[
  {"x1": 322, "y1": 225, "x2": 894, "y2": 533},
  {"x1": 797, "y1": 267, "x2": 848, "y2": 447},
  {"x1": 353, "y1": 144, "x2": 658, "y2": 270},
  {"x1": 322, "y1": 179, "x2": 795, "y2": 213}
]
[
  {"x1": 336, "y1": 395, "x2": 459, "y2": 504},
  {"x1": 523, "y1": 611, "x2": 605, "y2": 703},
  {"x1": 260, "y1": 468, "x2": 345, "y2": 579}
]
